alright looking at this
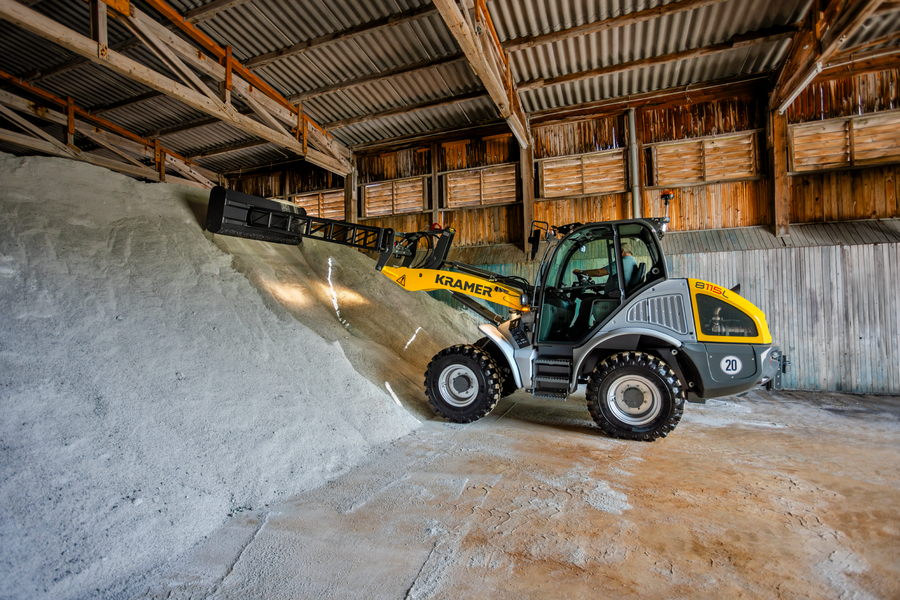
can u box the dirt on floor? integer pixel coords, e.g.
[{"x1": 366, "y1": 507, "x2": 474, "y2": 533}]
[{"x1": 129, "y1": 389, "x2": 900, "y2": 600}]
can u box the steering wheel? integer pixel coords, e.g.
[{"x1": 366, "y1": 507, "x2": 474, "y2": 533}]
[{"x1": 572, "y1": 269, "x2": 594, "y2": 286}]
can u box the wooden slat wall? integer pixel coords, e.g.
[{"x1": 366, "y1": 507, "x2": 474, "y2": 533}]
[
  {"x1": 791, "y1": 119, "x2": 849, "y2": 171},
  {"x1": 705, "y1": 134, "x2": 755, "y2": 180},
  {"x1": 541, "y1": 150, "x2": 626, "y2": 197},
  {"x1": 292, "y1": 193, "x2": 319, "y2": 216},
  {"x1": 790, "y1": 164, "x2": 900, "y2": 222},
  {"x1": 656, "y1": 141, "x2": 703, "y2": 185},
  {"x1": 446, "y1": 164, "x2": 516, "y2": 208},
  {"x1": 533, "y1": 115, "x2": 625, "y2": 159},
  {"x1": 642, "y1": 94, "x2": 761, "y2": 144},
  {"x1": 357, "y1": 148, "x2": 430, "y2": 183},
  {"x1": 363, "y1": 182, "x2": 394, "y2": 217},
  {"x1": 786, "y1": 68, "x2": 900, "y2": 124},
  {"x1": 359, "y1": 205, "x2": 523, "y2": 248},
  {"x1": 642, "y1": 180, "x2": 772, "y2": 231},
  {"x1": 482, "y1": 164, "x2": 517, "y2": 205},
  {"x1": 670, "y1": 243, "x2": 900, "y2": 394},
  {"x1": 535, "y1": 193, "x2": 630, "y2": 225}
]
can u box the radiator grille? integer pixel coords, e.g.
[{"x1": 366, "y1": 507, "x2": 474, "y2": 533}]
[{"x1": 626, "y1": 294, "x2": 688, "y2": 334}]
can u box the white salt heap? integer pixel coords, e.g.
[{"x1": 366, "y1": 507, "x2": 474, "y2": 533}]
[{"x1": 0, "y1": 153, "x2": 479, "y2": 599}]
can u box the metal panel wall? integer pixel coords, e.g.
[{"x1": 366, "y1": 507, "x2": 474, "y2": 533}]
[{"x1": 669, "y1": 244, "x2": 900, "y2": 394}]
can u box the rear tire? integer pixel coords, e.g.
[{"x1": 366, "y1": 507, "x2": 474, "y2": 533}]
[
  {"x1": 586, "y1": 351, "x2": 684, "y2": 441},
  {"x1": 424, "y1": 345, "x2": 502, "y2": 423}
]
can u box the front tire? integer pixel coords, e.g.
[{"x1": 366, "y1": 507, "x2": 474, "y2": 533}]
[
  {"x1": 424, "y1": 345, "x2": 502, "y2": 423},
  {"x1": 586, "y1": 351, "x2": 684, "y2": 441}
]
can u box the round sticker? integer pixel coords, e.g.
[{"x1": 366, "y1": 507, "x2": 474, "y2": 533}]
[{"x1": 720, "y1": 356, "x2": 743, "y2": 375}]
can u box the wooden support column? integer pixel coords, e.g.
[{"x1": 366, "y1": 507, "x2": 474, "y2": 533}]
[
  {"x1": 431, "y1": 142, "x2": 440, "y2": 226},
  {"x1": 769, "y1": 110, "x2": 790, "y2": 238},
  {"x1": 343, "y1": 165, "x2": 358, "y2": 223},
  {"x1": 520, "y1": 143, "x2": 534, "y2": 253},
  {"x1": 220, "y1": 45, "x2": 233, "y2": 105},
  {"x1": 155, "y1": 139, "x2": 165, "y2": 182},
  {"x1": 89, "y1": 0, "x2": 107, "y2": 50},
  {"x1": 66, "y1": 96, "x2": 75, "y2": 147}
]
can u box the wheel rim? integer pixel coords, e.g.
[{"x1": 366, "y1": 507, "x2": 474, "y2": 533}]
[
  {"x1": 606, "y1": 374, "x2": 662, "y2": 426},
  {"x1": 438, "y1": 364, "x2": 479, "y2": 407}
]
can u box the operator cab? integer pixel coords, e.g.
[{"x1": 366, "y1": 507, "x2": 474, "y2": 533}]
[{"x1": 536, "y1": 220, "x2": 667, "y2": 344}]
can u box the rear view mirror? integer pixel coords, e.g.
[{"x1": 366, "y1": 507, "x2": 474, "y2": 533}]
[{"x1": 528, "y1": 229, "x2": 541, "y2": 260}]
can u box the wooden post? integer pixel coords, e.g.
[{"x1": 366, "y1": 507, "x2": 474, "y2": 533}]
[
  {"x1": 431, "y1": 141, "x2": 440, "y2": 226},
  {"x1": 521, "y1": 143, "x2": 534, "y2": 252},
  {"x1": 66, "y1": 96, "x2": 75, "y2": 146},
  {"x1": 344, "y1": 164, "x2": 358, "y2": 223},
  {"x1": 89, "y1": 0, "x2": 107, "y2": 51},
  {"x1": 769, "y1": 110, "x2": 790, "y2": 238},
  {"x1": 154, "y1": 139, "x2": 165, "y2": 182},
  {"x1": 220, "y1": 45, "x2": 232, "y2": 105}
]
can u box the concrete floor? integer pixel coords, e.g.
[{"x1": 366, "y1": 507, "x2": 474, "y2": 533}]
[{"x1": 139, "y1": 389, "x2": 900, "y2": 599}]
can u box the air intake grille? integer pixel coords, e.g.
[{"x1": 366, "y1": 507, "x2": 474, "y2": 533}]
[{"x1": 627, "y1": 295, "x2": 688, "y2": 334}]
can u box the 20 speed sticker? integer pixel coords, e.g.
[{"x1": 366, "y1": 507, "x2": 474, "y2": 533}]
[{"x1": 720, "y1": 356, "x2": 743, "y2": 375}]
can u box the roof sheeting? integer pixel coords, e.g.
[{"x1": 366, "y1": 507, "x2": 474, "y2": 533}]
[{"x1": 1, "y1": 0, "x2": 899, "y2": 172}]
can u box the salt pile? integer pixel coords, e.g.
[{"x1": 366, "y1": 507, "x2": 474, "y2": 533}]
[{"x1": 0, "y1": 153, "x2": 479, "y2": 599}]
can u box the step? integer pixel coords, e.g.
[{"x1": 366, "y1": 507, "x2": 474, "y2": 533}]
[
  {"x1": 533, "y1": 358, "x2": 572, "y2": 367},
  {"x1": 532, "y1": 375, "x2": 569, "y2": 383},
  {"x1": 532, "y1": 391, "x2": 569, "y2": 401}
]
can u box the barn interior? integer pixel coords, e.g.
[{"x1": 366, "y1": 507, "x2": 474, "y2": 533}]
[{"x1": 1, "y1": 0, "x2": 899, "y2": 598}]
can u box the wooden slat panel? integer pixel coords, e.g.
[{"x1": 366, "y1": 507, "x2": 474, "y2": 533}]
[
  {"x1": 481, "y1": 164, "x2": 517, "y2": 205},
  {"x1": 791, "y1": 120, "x2": 850, "y2": 172},
  {"x1": 541, "y1": 157, "x2": 583, "y2": 198},
  {"x1": 393, "y1": 178, "x2": 425, "y2": 214},
  {"x1": 320, "y1": 190, "x2": 345, "y2": 220},
  {"x1": 656, "y1": 141, "x2": 703, "y2": 185},
  {"x1": 704, "y1": 134, "x2": 754, "y2": 181},
  {"x1": 853, "y1": 112, "x2": 900, "y2": 164},
  {"x1": 293, "y1": 192, "x2": 320, "y2": 217},
  {"x1": 446, "y1": 170, "x2": 482, "y2": 208},
  {"x1": 364, "y1": 181, "x2": 393, "y2": 216},
  {"x1": 583, "y1": 150, "x2": 626, "y2": 194}
]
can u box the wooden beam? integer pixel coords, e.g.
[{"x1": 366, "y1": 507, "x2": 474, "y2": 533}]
[
  {"x1": 87, "y1": 91, "x2": 164, "y2": 114},
  {"x1": 244, "y1": 4, "x2": 438, "y2": 70},
  {"x1": 0, "y1": 0, "x2": 349, "y2": 174},
  {"x1": 0, "y1": 126, "x2": 162, "y2": 180},
  {"x1": 0, "y1": 70, "x2": 217, "y2": 182},
  {"x1": 520, "y1": 143, "x2": 534, "y2": 252},
  {"x1": 184, "y1": 0, "x2": 252, "y2": 24},
  {"x1": 503, "y1": 0, "x2": 728, "y2": 53},
  {"x1": 23, "y1": 37, "x2": 141, "y2": 83},
  {"x1": 431, "y1": 141, "x2": 440, "y2": 225},
  {"x1": 817, "y1": 47, "x2": 900, "y2": 81},
  {"x1": 772, "y1": 0, "x2": 884, "y2": 112},
  {"x1": 0, "y1": 102, "x2": 81, "y2": 158},
  {"x1": 187, "y1": 139, "x2": 269, "y2": 159},
  {"x1": 89, "y1": 0, "x2": 107, "y2": 47},
  {"x1": 288, "y1": 54, "x2": 466, "y2": 104},
  {"x1": 128, "y1": 5, "x2": 350, "y2": 167},
  {"x1": 433, "y1": 0, "x2": 530, "y2": 148},
  {"x1": 323, "y1": 91, "x2": 489, "y2": 131},
  {"x1": 768, "y1": 110, "x2": 790, "y2": 238},
  {"x1": 518, "y1": 26, "x2": 796, "y2": 92},
  {"x1": 528, "y1": 73, "x2": 772, "y2": 125},
  {"x1": 344, "y1": 166, "x2": 358, "y2": 224}
]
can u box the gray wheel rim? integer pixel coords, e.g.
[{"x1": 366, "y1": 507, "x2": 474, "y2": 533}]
[
  {"x1": 438, "y1": 364, "x2": 479, "y2": 407},
  {"x1": 606, "y1": 374, "x2": 662, "y2": 426}
]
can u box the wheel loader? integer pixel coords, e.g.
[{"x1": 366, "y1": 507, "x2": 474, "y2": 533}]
[{"x1": 206, "y1": 186, "x2": 789, "y2": 441}]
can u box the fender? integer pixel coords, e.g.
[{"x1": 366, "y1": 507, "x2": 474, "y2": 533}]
[
  {"x1": 477, "y1": 323, "x2": 523, "y2": 389},
  {"x1": 571, "y1": 327, "x2": 684, "y2": 392}
]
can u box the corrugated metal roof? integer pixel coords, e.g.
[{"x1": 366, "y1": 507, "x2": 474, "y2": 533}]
[{"x1": 2, "y1": 0, "x2": 899, "y2": 173}]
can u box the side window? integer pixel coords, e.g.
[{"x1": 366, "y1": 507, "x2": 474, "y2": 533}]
[{"x1": 618, "y1": 224, "x2": 665, "y2": 294}]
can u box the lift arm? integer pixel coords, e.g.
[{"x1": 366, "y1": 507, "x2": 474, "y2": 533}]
[{"x1": 206, "y1": 186, "x2": 529, "y2": 312}]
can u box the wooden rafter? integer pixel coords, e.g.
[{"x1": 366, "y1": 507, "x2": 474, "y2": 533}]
[
  {"x1": 22, "y1": 37, "x2": 141, "y2": 83},
  {"x1": 518, "y1": 26, "x2": 797, "y2": 92},
  {"x1": 0, "y1": 67, "x2": 213, "y2": 178},
  {"x1": 433, "y1": 0, "x2": 529, "y2": 148},
  {"x1": 503, "y1": 0, "x2": 729, "y2": 53},
  {"x1": 817, "y1": 46, "x2": 900, "y2": 81},
  {"x1": 183, "y1": 0, "x2": 252, "y2": 24},
  {"x1": 0, "y1": 88, "x2": 214, "y2": 187},
  {"x1": 288, "y1": 54, "x2": 467, "y2": 104},
  {"x1": 323, "y1": 91, "x2": 489, "y2": 131},
  {"x1": 134, "y1": 0, "x2": 350, "y2": 169},
  {"x1": 187, "y1": 139, "x2": 270, "y2": 159},
  {"x1": 0, "y1": 0, "x2": 351, "y2": 175},
  {"x1": 244, "y1": 4, "x2": 438, "y2": 70},
  {"x1": 771, "y1": 0, "x2": 885, "y2": 112}
]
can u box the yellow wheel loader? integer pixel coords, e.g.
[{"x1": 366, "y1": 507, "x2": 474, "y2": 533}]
[{"x1": 207, "y1": 187, "x2": 788, "y2": 441}]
